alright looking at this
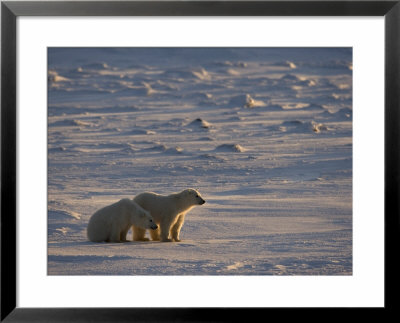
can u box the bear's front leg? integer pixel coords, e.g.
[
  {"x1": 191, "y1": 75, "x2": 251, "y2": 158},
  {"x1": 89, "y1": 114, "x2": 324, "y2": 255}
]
[
  {"x1": 109, "y1": 230, "x2": 122, "y2": 243},
  {"x1": 132, "y1": 226, "x2": 150, "y2": 241},
  {"x1": 120, "y1": 227, "x2": 130, "y2": 242},
  {"x1": 150, "y1": 227, "x2": 160, "y2": 241},
  {"x1": 171, "y1": 213, "x2": 185, "y2": 242},
  {"x1": 160, "y1": 229, "x2": 173, "y2": 242}
]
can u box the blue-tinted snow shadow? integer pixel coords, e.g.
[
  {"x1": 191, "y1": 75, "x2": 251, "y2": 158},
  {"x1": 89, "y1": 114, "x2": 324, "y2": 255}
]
[{"x1": 48, "y1": 254, "x2": 133, "y2": 263}]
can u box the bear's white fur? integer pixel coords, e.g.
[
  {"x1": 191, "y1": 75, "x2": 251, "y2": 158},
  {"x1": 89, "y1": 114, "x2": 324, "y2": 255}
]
[
  {"x1": 87, "y1": 198, "x2": 158, "y2": 242},
  {"x1": 132, "y1": 189, "x2": 205, "y2": 242}
]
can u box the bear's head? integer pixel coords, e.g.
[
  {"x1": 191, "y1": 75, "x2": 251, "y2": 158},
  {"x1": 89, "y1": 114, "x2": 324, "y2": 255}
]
[
  {"x1": 132, "y1": 202, "x2": 158, "y2": 230},
  {"x1": 182, "y1": 189, "x2": 206, "y2": 206}
]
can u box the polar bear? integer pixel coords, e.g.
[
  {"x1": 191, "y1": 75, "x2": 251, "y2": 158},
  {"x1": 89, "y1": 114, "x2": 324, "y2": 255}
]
[
  {"x1": 132, "y1": 189, "x2": 205, "y2": 242},
  {"x1": 87, "y1": 198, "x2": 158, "y2": 242}
]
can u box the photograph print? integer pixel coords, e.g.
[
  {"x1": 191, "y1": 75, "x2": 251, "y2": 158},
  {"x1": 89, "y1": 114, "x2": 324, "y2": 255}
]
[{"x1": 47, "y1": 47, "x2": 352, "y2": 275}]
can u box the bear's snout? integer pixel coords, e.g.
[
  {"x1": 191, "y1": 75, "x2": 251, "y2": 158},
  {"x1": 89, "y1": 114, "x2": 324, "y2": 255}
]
[
  {"x1": 199, "y1": 199, "x2": 206, "y2": 205},
  {"x1": 151, "y1": 224, "x2": 158, "y2": 230}
]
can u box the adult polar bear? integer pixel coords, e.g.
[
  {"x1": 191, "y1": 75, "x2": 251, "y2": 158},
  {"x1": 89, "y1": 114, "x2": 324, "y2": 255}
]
[
  {"x1": 87, "y1": 198, "x2": 158, "y2": 242},
  {"x1": 133, "y1": 189, "x2": 205, "y2": 242}
]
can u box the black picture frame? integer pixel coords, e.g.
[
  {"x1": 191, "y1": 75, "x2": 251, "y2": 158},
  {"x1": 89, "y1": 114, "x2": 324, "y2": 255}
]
[{"x1": 1, "y1": 1, "x2": 399, "y2": 321}]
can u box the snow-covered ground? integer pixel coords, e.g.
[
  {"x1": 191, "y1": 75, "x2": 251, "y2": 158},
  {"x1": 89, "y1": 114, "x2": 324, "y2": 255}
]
[{"x1": 47, "y1": 48, "x2": 352, "y2": 275}]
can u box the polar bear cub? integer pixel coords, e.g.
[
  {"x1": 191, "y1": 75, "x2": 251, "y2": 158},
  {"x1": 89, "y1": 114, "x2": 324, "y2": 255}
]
[
  {"x1": 87, "y1": 198, "x2": 158, "y2": 242},
  {"x1": 132, "y1": 189, "x2": 205, "y2": 242}
]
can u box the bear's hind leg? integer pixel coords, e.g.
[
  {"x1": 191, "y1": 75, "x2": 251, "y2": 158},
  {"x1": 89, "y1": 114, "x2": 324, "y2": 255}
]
[
  {"x1": 132, "y1": 226, "x2": 149, "y2": 241},
  {"x1": 160, "y1": 217, "x2": 174, "y2": 242}
]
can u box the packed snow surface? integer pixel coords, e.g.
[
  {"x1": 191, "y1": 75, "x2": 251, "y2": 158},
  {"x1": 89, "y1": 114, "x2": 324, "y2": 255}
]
[{"x1": 48, "y1": 48, "x2": 352, "y2": 275}]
